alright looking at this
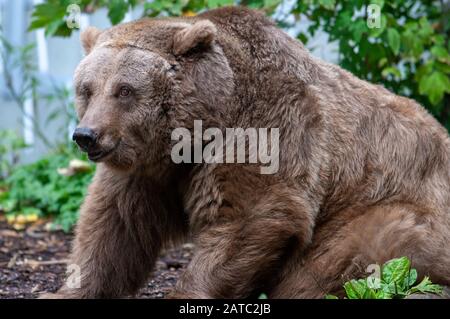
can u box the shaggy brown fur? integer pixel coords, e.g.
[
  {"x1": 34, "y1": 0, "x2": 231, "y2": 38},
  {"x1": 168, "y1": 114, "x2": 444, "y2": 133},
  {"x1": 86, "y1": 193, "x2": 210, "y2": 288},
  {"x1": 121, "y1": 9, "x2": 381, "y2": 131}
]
[{"x1": 46, "y1": 7, "x2": 450, "y2": 298}]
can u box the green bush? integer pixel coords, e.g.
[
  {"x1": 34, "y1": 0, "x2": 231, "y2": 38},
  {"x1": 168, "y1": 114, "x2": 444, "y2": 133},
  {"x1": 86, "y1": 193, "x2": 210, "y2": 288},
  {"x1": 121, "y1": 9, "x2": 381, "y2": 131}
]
[
  {"x1": 326, "y1": 257, "x2": 443, "y2": 299},
  {"x1": 295, "y1": 0, "x2": 450, "y2": 129},
  {"x1": 0, "y1": 150, "x2": 94, "y2": 232}
]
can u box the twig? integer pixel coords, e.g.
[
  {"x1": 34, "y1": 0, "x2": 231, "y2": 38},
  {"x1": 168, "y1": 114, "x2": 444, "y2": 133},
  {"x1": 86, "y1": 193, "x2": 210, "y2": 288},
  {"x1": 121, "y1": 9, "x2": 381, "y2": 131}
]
[{"x1": 7, "y1": 253, "x2": 19, "y2": 268}]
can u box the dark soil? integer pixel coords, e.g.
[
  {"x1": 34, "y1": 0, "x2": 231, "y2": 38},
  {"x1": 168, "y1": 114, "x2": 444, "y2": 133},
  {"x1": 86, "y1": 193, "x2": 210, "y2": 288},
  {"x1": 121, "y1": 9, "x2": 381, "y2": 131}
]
[
  {"x1": 0, "y1": 219, "x2": 192, "y2": 299},
  {"x1": 2, "y1": 218, "x2": 449, "y2": 299}
]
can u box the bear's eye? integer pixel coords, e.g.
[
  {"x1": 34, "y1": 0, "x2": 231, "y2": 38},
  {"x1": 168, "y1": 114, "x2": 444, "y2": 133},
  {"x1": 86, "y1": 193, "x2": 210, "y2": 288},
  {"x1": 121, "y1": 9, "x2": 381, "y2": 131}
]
[
  {"x1": 78, "y1": 86, "x2": 92, "y2": 99},
  {"x1": 118, "y1": 86, "x2": 132, "y2": 98},
  {"x1": 84, "y1": 88, "x2": 92, "y2": 99}
]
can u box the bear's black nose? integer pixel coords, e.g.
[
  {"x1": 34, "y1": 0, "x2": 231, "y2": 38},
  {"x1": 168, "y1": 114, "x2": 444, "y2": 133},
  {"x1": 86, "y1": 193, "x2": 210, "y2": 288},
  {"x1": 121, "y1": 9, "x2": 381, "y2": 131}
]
[{"x1": 73, "y1": 127, "x2": 97, "y2": 151}]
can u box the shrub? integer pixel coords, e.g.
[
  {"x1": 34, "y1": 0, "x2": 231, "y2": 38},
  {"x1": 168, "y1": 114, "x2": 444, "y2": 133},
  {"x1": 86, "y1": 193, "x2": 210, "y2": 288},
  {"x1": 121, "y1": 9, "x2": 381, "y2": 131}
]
[
  {"x1": 326, "y1": 256, "x2": 443, "y2": 299},
  {"x1": 0, "y1": 150, "x2": 94, "y2": 232}
]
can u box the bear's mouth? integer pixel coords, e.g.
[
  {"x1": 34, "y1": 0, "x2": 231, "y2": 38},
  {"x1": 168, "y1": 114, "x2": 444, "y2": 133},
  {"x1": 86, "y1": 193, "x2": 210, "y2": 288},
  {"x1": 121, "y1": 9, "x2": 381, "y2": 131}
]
[{"x1": 88, "y1": 142, "x2": 120, "y2": 162}]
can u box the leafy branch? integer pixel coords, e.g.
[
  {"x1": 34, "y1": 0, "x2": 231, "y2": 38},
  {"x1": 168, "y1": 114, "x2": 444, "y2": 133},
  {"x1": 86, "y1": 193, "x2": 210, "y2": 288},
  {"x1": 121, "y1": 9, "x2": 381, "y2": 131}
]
[{"x1": 326, "y1": 257, "x2": 444, "y2": 299}]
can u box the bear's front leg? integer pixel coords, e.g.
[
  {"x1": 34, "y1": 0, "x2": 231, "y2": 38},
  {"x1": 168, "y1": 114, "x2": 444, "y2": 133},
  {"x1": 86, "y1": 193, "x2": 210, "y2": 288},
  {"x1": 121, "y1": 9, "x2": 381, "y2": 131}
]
[
  {"x1": 171, "y1": 171, "x2": 316, "y2": 298},
  {"x1": 43, "y1": 166, "x2": 180, "y2": 298}
]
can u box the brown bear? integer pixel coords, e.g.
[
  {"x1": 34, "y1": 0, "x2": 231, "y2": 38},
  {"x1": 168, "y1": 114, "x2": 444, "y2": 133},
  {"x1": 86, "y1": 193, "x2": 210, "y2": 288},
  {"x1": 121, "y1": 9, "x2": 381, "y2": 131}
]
[{"x1": 47, "y1": 6, "x2": 450, "y2": 298}]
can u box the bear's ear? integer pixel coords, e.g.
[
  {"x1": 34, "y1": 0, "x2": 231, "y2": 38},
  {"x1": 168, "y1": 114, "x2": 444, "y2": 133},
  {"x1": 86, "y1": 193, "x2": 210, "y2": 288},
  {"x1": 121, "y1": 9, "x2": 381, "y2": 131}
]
[
  {"x1": 80, "y1": 26, "x2": 102, "y2": 55},
  {"x1": 173, "y1": 20, "x2": 217, "y2": 56}
]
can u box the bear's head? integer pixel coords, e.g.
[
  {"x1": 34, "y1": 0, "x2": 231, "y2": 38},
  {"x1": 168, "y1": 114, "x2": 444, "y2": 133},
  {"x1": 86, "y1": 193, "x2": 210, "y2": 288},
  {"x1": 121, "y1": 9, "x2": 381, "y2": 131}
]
[{"x1": 73, "y1": 18, "x2": 234, "y2": 172}]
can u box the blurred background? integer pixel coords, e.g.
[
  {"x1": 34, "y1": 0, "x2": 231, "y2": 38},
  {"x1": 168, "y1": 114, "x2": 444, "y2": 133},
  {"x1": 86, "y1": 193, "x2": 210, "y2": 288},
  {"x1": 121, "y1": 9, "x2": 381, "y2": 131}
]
[{"x1": 0, "y1": 0, "x2": 449, "y2": 231}]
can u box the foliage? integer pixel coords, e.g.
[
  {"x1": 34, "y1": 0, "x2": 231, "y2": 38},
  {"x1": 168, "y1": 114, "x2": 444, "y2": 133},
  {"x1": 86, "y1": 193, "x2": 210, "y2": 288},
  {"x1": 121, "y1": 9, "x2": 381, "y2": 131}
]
[
  {"x1": 29, "y1": 0, "x2": 139, "y2": 36},
  {"x1": 294, "y1": 0, "x2": 450, "y2": 129},
  {"x1": 326, "y1": 257, "x2": 443, "y2": 299},
  {"x1": 0, "y1": 147, "x2": 94, "y2": 232},
  {"x1": 28, "y1": 0, "x2": 282, "y2": 37},
  {"x1": 0, "y1": 130, "x2": 28, "y2": 180},
  {"x1": 28, "y1": 1, "x2": 450, "y2": 129}
]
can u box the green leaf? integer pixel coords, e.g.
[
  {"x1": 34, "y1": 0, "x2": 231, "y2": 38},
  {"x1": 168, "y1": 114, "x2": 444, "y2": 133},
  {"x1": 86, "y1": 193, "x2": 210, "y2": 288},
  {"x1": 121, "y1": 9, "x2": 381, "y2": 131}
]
[
  {"x1": 418, "y1": 17, "x2": 433, "y2": 38},
  {"x1": 108, "y1": 0, "x2": 129, "y2": 25},
  {"x1": 208, "y1": 0, "x2": 234, "y2": 9},
  {"x1": 325, "y1": 294, "x2": 339, "y2": 299},
  {"x1": 318, "y1": 0, "x2": 336, "y2": 10},
  {"x1": 351, "y1": 20, "x2": 367, "y2": 43},
  {"x1": 370, "y1": 0, "x2": 384, "y2": 10},
  {"x1": 382, "y1": 66, "x2": 401, "y2": 79},
  {"x1": 407, "y1": 276, "x2": 443, "y2": 295},
  {"x1": 419, "y1": 71, "x2": 450, "y2": 105},
  {"x1": 435, "y1": 61, "x2": 450, "y2": 74},
  {"x1": 378, "y1": 57, "x2": 388, "y2": 68},
  {"x1": 382, "y1": 257, "x2": 410, "y2": 286},
  {"x1": 362, "y1": 288, "x2": 378, "y2": 299},
  {"x1": 244, "y1": 0, "x2": 266, "y2": 9},
  {"x1": 263, "y1": 0, "x2": 282, "y2": 8},
  {"x1": 22, "y1": 206, "x2": 42, "y2": 216},
  {"x1": 431, "y1": 46, "x2": 450, "y2": 63},
  {"x1": 45, "y1": 20, "x2": 64, "y2": 37},
  {"x1": 387, "y1": 28, "x2": 400, "y2": 55},
  {"x1": 432, "y1": 34, "x2": 445, "y2": 46},
  {"x1": 297, "y1": 32, "x2": 309, "y2": 45},
  {"x1": 375, "y1": 290, "x2": 392, "y2": 299},
  {"x1": 344, "y1": 279, "x2": 369, "y2": 299},
  {"x1": 406, "y1": 268, "x2": 418, "y2": 287},
  {"x1": 28, "y1": 3, "x2": 66, "y2": 31},
  {"x1": 336, "y1": 11, "x2": 352, "y2": 31}
]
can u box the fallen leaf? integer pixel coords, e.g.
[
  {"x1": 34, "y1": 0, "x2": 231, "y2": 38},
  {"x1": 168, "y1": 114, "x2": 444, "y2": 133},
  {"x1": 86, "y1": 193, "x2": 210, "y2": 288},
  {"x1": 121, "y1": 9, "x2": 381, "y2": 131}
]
[
  {"x1": 12, "y1": 223, "x2": 25, "y2": 231},
  {"x1": 15, "y1": 215, "x2": 27, "y2": 224},
  {"x1": 25, "y1": 214, "x2": 39, "y2": 223},
  {"x1": 183, "y1": 10, "x2": 196, "y2": 17}
]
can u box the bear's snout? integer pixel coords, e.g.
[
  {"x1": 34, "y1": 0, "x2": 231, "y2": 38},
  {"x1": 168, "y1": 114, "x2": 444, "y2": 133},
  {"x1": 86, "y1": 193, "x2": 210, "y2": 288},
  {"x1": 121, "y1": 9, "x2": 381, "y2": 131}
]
[
  {"x1": 72, "y1": 127, "x2": 120, "y2": 162},
  {"x1": 73, "y1": 127, "x2": 98, "y2": 152}
]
